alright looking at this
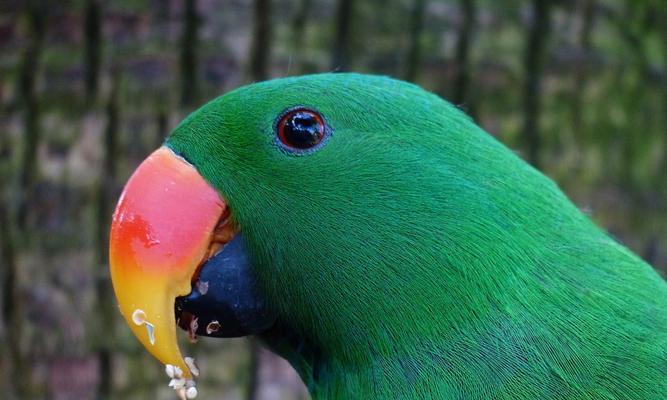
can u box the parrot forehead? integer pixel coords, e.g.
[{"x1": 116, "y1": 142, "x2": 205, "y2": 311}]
[
  {"x1": 168, "y1": 73, "x2": 459, "y2": 153},
  {"x1": 194, "y1": 73, "x2": 440, "y2": 124}
]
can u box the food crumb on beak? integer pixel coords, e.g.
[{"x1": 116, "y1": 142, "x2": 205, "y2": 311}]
[
  {"x1": 145, "y1": 322, "x2": 156, "y2": 345},
  {"x1": 131, "y1": 309, "x2": 156, "y2": 345},
  {"x1": 184, "y1": 356, "x2": 199, "y2": 377},
  {"x1": 166, "y1": 363, "x2": 198, "y2": 399},
  {"x1": 131, "y1": 309, "x2": 147, "y2": 325},
  {"x1": 165, "y1": 364, "x2": 176, "y2": 378},
  {"x1": 206, "y1": 320, "x2": 220, "y2": 335},
  {"x1": 196, "y1": 280, "x2": 209, "y2": 295},
  {"x1": 185, "y1": 386, "x2": 198, "y2": 399},
  {"x1": 188, "y1": 317, "x2": 199, "y2": 343}
]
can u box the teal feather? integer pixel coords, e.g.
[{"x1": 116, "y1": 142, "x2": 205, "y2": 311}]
[{"x1": 167, "y1": 73, "x2": 667, "y2": 399}]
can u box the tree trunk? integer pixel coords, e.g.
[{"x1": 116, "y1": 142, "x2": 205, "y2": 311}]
[
  {"x1": 180, "y1": 0, "x2": 199, "y2": 107},
  {"x1": 404, "y1": 0, "x2": 426, "y2": 82},
  {"x1": 571, "y1": 0, "x2": 594, "y2": 138},
  {"x1": 84, "y1": 0, "x2": 101, "y2": 102},
  {"x1": 0, "y1": 114, "x2": 30, "y2": 399},
  {"x1": 94, "y1": 68, "x2": 120, "y2": 400},
  {"x1": 521, "y1": 0, "x2": 552, "y2": 169},
  {"x1": 155, "y1": 109, "x2": 168, "y2": 148},
  {"x1": 0, "y1": 201, "x2": 28, "y2": 399},
  {"x1": 16, "y1": 0, "x2": 47, "y2": 231},
  {"x1": 331, "y1": 0, "x2": 354, "y2": 71},
  {"x1": 563, "y1": 0, "x2": 595, "y2": 173},
  {"x1": 452, "y1": 0, "x2": 476, "y2": 108},
  {"x1": 643, "y1": 236, "x2": 659, "y2": 268},
  {"x1": 245, "y1": 339, "x2": 260, "y2": 400},
  {"x1": 290, "y1": 0, "x2": 311, "y2": 74},
  {"x1": 249, "y1": 0, "x2": 271, "y2": 81}
]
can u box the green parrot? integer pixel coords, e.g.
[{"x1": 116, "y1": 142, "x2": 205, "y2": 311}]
[{"x1": 109, "y1": 73, "x2": 667, "y2": 399}]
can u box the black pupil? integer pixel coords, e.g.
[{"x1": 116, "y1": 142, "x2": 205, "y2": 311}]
[{"x1": 283, "y1": 111, "x2": 323, "y2": 149}]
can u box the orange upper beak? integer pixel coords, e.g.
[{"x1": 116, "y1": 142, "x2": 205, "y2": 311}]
[{"x1": 109, "y1": 147, "x2": 224, "y2": 378}]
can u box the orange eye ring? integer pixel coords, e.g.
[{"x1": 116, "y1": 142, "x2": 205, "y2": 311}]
[{"x1": 276, "y1": 108, "x2": 328, "y2": 152}]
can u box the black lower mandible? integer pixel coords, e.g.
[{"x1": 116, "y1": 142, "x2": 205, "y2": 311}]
[{"x1": 175, "y1": 234, "x2": 277, "y2": 338}]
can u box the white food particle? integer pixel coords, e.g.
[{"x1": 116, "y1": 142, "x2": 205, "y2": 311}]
[
  {"x1": 184, "y1": 356, "x2": 199, "y2": 377},
  {"x1": 145, "y1": 322, "x2": 156, "y2": 345},
  {"x1": 132, "y1": 309, "x2": 156, "y2": 345},
  {"x1": 132, "y1": 309, "x2": 147, "y2": 325},
  {"x1": 186, "y1": 386, "x2": 198, "y2": 399},
  {"x1": 165, "y1": 363, "x2": 198, "y2": 399},
  {"x1": 206, "y1": 320, "x2": 220, "y2": 335},
  {"x1": 196, "y1": 280, "x2": 209, "y2": 295}
]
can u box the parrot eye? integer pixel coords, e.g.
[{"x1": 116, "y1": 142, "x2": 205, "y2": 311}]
[{"x1": 276, "y1": 108, "x2": 328, "y2": 153}]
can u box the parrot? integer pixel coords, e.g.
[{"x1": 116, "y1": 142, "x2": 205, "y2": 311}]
[{"x1": 109, "y1": 73, "x2": 667, "y2": 399}]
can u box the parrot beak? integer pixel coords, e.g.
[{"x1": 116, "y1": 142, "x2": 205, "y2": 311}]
[{"x1": 109, "y1": 146, "x2": 226, "y2": 378}]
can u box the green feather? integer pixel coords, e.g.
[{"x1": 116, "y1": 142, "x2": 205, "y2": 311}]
[{"x1": 167, "y1": 73, "x2": 667, "y2": 399}]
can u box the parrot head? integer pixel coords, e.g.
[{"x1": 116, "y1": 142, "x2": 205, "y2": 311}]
[
  {"x1": 109, "y1": 73, "x2": 648, "y2": 389},
  {"x1": 110, "y1": 73, "x2": 496, "y2": 377}
]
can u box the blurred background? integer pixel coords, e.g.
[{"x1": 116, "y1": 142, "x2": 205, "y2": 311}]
[{"x1": 0, "y1": 0, "x2": 665, "y2": 398}]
